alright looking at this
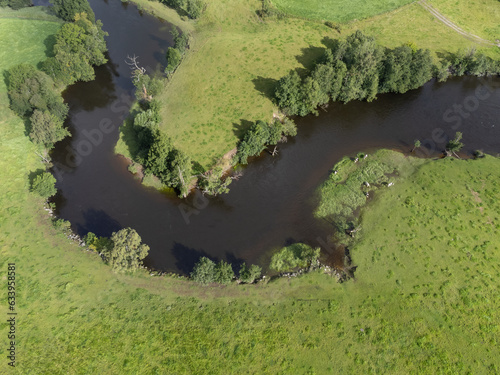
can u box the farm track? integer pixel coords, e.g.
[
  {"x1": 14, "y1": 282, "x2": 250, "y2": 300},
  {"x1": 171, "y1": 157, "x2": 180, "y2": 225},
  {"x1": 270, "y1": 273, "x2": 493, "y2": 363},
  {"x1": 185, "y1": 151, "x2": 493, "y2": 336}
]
[{"x1": 419, "y1": 0, "x2": 498, "y2": 46}]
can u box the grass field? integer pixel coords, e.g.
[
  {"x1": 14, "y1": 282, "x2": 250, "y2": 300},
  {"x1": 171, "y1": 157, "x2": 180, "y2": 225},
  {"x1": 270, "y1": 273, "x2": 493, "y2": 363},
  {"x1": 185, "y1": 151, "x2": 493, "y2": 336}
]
[
  {"x1": 271, "y1": 0, "x2": 414, "y2": 22},
  {"x1": 2, "y1": 5, "x2": 500, "y2": 374},
  {"x1": 430, "y1": 0, "x2": 500, "y2": 43},
  {"x1": 119, "y1": 0, "x2": 500, "y2": 169}
]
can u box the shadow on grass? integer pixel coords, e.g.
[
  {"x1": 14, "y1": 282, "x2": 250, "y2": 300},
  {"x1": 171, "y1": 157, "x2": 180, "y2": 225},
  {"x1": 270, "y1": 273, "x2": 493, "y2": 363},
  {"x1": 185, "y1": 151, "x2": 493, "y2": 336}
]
[
  {"x1": 43, "y1": 34, "x2": 56, "y2": 60},
  {"x1": 252, "y1": 76, "x2": 278, "y2": 100},
  {"x1": 296, "y1": 45, "x2": 326, "y2": 70},
  {"x1": 232, "y1": 119, "x2": 254, "y2": 139},
  {"x1": 116, "y1": 110, "x2": 141, "y2": 160},
  {"x1": 28, "y1": 169, "x2": 47, "y2": 188}
]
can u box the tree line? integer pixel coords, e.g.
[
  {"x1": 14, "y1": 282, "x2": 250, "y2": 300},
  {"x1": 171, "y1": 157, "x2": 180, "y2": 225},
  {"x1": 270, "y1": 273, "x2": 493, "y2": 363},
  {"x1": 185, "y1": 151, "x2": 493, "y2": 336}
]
[
  {"x1": 5, "y1": 2, "x2": 108, "y2": 201},
  {"x1": 159, "y1": 0, "x2": 205, "y2": 20},
  {"x1": 275, "y1": 30, "x2": 500, "y2": 117}
]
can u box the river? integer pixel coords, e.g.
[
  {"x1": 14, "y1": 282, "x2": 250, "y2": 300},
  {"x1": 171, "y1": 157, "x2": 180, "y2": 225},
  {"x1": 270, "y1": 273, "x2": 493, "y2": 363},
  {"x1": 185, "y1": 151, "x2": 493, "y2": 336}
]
[{"x1": 46, "y1": 0, "x2": 500, "y2": 274}]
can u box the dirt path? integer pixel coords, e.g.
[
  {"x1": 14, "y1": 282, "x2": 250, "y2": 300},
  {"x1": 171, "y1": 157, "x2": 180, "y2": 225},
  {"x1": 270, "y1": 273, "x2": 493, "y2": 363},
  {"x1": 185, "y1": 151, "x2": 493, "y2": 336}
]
[{"x1": 419, "y1": 0, "x2": 498, "y2": 46}]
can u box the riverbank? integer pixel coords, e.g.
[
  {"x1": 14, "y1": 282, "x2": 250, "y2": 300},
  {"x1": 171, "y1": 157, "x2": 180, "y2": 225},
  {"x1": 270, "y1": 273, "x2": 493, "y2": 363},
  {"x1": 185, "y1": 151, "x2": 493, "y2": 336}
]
[{"x1": 118, "y1": 0, "x2": 499, "y2": 170}]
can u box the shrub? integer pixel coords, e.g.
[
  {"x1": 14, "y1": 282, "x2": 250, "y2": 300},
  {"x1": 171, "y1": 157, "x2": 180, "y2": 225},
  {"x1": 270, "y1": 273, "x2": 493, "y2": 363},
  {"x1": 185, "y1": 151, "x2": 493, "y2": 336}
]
[
  {"x1": 104, "y1": 228, "x2": 150, "y2": 272},
  {"x1": 31, "y1": 172, "x2": 57, "y2": 199},
  {"x1": 239, "y1": 263, "x2": 262, "y2": 284},
  {"x1": 191, "y1": 257, "x2": 216, "y2": 284},
  {"x1": 214, "y1": 260, "x2": 234, "y2": 284},
  {"x1": 270, "y1": 244, "x2": 320, "y2": 272},
  {"x1": 165, "y1": 47, "x2": 182, "y2": 75}
]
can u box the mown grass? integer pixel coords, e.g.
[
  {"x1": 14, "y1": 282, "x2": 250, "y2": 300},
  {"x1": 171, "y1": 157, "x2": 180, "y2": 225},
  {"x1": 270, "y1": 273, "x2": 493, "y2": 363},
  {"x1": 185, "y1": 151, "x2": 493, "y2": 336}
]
[
  {"x1": 271, "y1": 0, "x2": 414, "y2": 22},
  {"x1": 122, "y1": 0, "x2": 500, "y2": 168},
  {"x1": 429, "y1": 0, "x2": 500, "y2": 43}
]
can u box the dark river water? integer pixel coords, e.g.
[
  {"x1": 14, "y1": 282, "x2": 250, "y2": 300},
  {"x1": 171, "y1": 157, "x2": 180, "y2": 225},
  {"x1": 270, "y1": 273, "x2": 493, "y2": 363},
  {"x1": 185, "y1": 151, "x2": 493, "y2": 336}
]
[{"x1": 46, "y1": 0, "x2": 500, "y2": 274}]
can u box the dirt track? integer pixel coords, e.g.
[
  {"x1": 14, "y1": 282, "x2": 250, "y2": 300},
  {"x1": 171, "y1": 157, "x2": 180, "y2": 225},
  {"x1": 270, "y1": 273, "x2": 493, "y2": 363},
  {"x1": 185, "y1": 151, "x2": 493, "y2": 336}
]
[{"x1": 419, "y1": 0, "x2": 498, "y2": 46}]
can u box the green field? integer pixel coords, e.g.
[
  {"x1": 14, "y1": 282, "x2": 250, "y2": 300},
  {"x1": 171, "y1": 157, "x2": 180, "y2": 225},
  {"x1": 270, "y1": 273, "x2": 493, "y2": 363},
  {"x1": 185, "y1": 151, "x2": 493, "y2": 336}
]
[
  {"x1": 271, "y1": 0, "x2": 414, "y2": 22},
  {"x1": 430, "y1": 0, "x2": 500, "y2": 42},
  {"x1": 2, "y1": 5, "x2": 500, "y2": 374},
  {"x1": 120, "y1": 0, "x2": 500, "y2": 168}
]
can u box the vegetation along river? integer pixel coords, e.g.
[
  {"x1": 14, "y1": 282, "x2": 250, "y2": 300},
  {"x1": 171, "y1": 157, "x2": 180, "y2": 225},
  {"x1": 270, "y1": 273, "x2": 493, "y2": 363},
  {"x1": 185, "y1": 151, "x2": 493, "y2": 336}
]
[{"x1": 48, "y1": 0, "x2": 500, "y2": 274}]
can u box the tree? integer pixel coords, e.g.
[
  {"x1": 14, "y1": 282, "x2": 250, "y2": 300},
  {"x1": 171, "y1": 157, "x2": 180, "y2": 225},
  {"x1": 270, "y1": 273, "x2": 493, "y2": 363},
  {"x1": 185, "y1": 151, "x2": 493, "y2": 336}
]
[
  {"x1": 446, "y1": 132, "x2": 464, "y2": 158},
  {"x1": 29, "y1": 110, "x2": 70, "y2": 148},
  {"x1": 7, "y1": 63, "x2": 68, "y2": 120},
  {"x1": 31, "y1": 172, "x2": 57, "y2": 199},
  {"x1": 239, "y1": 263, "x2": 262, "y2": 284},
  {"x1": 275, "y1": 70, "x2": 302, "y2": 115},
  {"x1": 42, "y1": 13, "x2": 108, "y2": 85},
  {"x1": 336, "y1": 31, "x2": 383, "y2": 103},
  {"x1": 186, "y1": 0, "x2": 204, "y2": 19},
  {"x1": 5, "y1": 0, "x2": 32, "y2": 10},
  {"x1": 191, "y1": 256, "x2": 216, "y2": 284},
  {"x1": 214, "y1": 260, "x2": 234, "y2": 284},
  {"x1": 50, "y1": 0, "x2": 95, "y2": 23},
  {"x1": 199, "y1": 166, "x2": 232, "y2": 196},
  {"x1": 145, "y1": 130, "x2": 173, "y2": 180},
  {"x1": 236, "y1": 120, "x2": 277, "y2": 164},
  {"x1": 411, "y1": 139, "x2": 421, "y2": 153},
  {"x1": 165, "y1": 47, "x2": 182, "y2": 75},
  {"x1": 104, "y1": 228, "x2": 150, "y2": 272},
  {"x1": 168, "y1": 149, "x2": 192, "y2": 197}
]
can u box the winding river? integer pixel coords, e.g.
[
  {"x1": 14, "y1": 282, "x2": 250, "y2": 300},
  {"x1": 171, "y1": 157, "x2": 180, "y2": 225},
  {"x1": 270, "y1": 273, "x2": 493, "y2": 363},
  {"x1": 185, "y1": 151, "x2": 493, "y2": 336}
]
[{"x1": 47, "y1": 0, "x2": 500, "y2": 274}]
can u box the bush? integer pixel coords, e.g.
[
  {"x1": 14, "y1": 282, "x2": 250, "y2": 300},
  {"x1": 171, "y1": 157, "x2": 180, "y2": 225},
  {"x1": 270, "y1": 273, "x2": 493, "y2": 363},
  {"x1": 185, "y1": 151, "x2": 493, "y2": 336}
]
[
  {"x1": 31, "y1": 172, "x2": 57, "y2": 199},
  {"x1": 214, "y1": 260, "x2": 234, "y2": 284},
  {"x1": 191, "y1": 257, "x2": 216, "y2": 284},
  {"x1": 239, "y1": 263, "x2": 262, "y2": 284},
  {"x1": 270, "y1": 244, "x2": 320, "y2": 272},
  {"x1": 165, "y1": 47, "x2": 182, "y2": 75}
]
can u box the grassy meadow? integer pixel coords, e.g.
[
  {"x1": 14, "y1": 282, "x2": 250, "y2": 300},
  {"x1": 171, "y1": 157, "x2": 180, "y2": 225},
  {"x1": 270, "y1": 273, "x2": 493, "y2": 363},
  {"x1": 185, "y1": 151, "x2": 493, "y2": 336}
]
[
  {"x1": 119, "y1": 0, "x2": 500, "y2": 168},
  {"x1": 430, "y1": 0, "x2": 500, "y2": 42},
  {"x1": 271, "y1": 0, "x2": 414, "y2": 22}
]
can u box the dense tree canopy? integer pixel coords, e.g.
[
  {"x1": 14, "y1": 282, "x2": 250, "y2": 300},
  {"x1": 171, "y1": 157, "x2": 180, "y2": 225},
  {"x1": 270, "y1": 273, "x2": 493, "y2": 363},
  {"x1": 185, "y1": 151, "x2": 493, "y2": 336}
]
[
  {"x1": 275, "y1": 31, "x2": 436, "y2": 116},
  {"x1": 50, "y1": 0, "x2": 95, "y2": 22},
  {"x1": 1, "y1": 0, "x2": 32, "y2": 9},
  {"x1": 42, "y1": 13, "x2": 107, "y2": 85},
  {"x1": 7, "y1": 63, "x2": 68, "y2": 121},
  {"x1": 105, "y1": 228, "x2": 150, "y2": 272},
  {"x1": 29, "y1": 110, "x2": 70, "y2": 148},
  {"x1": 31, "y1": 172, "x2": 57, "y2": 199}
]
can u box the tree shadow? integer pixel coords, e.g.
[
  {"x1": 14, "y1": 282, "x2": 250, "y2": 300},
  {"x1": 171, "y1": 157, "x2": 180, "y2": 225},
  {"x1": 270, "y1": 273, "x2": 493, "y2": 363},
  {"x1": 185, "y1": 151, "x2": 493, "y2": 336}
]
[
  {"x1": 116, "y1": 108, "x2": 141, "y2": 160},
  {"x1": 251, "y1": 76, "x2": 278, "y2": 100},
  {"x1": 296, "y1": 45, "x2": 326, "y2": 70},
  {"x1": 171, "y1": 242, "x2": 216, "y2": 275},
  {"x1": 76, "y1": 208, "x2": 122, "y2": 237},
  {"x1": 28, "y1": 169, "x2": 46, "y2": 188},
  {"x1": 321, "y1": 36, "x2": 339, "y2": 50},
  {"x1": 43, "y1": 34, "x2": 57, "y2": 60},
  {"x1": 232, "y1": 119, "x2": 254, "y2": 139},
  {"x1": 225, "y1": 252, "x2": 246, "y2": 274}
]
